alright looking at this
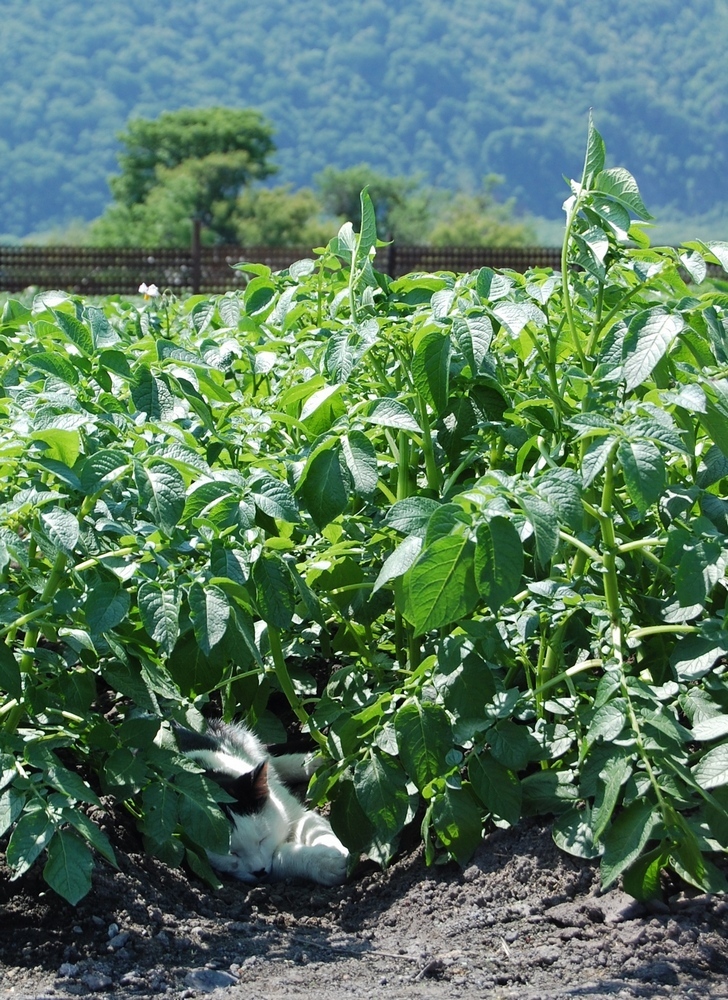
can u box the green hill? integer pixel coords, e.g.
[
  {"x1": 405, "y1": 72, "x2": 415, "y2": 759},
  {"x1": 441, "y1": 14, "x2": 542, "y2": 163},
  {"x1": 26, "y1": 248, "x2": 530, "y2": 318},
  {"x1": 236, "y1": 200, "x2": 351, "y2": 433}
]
[{"x1": 2, "y1": 0, "x2": 727, "y2": 240}]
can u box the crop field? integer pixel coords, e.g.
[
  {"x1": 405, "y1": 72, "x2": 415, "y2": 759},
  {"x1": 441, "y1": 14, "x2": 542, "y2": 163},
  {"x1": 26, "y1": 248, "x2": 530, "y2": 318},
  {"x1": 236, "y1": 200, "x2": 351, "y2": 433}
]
[{"x1": 1, "y1": 119, "x2": 728, "y2": 914}]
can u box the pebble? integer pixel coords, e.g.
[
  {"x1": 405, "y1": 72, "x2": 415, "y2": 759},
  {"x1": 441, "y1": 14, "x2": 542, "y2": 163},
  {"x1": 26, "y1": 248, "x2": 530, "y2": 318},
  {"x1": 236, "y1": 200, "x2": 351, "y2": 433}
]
[
  {"x1": 109, "y1": 931, "x2": 131, "y2": 950},
  {"x1": 58, "y1": 963, "x2": 79, "y2": 978},
  {"x1": 184, "y1": 968, "x2": 239, "y2": 993},
  {"x1": 107, "y1": 922, "x2": 120, "y2": 939},
  {"x1": 82, "y1": 973, "x2": 114, "y2": 991}
]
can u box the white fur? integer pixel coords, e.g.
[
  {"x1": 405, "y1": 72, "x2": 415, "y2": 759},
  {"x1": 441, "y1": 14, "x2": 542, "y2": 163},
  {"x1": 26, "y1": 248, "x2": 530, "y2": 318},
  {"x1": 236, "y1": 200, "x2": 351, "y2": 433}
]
[{"x1": 184, "y1": 723, "x2": 348, "y2": 886}]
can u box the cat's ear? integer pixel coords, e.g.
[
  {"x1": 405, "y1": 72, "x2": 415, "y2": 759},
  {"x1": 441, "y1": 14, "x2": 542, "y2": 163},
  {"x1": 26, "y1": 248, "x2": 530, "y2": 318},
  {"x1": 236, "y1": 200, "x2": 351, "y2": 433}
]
[{"x1": 250, "y1": 760, "x2": 270, "y2": 805}]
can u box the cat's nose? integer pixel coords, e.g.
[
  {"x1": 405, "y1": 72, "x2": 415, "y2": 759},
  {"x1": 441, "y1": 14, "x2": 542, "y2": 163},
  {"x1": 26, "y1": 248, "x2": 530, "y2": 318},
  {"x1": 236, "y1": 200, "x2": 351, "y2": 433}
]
[{"x1": 251, "y1": 868, "x2": 269, "y2": 881}]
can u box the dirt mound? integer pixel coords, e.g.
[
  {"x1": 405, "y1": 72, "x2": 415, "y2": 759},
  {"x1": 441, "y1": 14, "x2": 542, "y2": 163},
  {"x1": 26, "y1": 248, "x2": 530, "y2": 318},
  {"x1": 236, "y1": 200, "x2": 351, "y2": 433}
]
[{"x1": 1, "y1": 821, "x2": 727, "y2": 999}]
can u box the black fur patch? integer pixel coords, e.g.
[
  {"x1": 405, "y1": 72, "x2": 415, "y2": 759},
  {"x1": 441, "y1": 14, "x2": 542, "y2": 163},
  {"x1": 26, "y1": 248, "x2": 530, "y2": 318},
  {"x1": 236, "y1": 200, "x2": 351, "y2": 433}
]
[{"x1": 208, "y1": 761, "x2": 270, "y2": 816}]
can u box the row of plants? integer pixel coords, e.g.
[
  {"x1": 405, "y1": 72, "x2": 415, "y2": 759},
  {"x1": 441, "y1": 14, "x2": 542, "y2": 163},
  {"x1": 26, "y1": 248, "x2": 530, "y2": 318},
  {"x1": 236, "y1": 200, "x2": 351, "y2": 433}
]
[{"x1": 1, "y1": 118, "x2": 728, "y2": 904}]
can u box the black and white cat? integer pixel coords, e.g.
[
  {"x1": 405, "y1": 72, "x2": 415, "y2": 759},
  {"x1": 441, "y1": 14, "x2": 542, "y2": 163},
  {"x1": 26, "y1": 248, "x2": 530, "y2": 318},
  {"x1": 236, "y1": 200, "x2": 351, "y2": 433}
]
[{"x1": 174, "y1": 719, "x2": 349, "y2": 886}]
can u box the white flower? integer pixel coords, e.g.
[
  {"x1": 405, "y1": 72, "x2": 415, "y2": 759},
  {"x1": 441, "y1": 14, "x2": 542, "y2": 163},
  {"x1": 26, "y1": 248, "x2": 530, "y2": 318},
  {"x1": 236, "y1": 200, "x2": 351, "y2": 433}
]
[{"x1": 138, "y1": 282, "x2": 160, "y2": 299}]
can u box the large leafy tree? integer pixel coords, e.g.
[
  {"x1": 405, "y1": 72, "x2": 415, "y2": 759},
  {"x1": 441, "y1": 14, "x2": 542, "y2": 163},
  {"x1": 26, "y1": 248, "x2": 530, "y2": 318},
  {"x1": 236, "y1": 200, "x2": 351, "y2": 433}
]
[{"x1": 92, "y1": 107, "x2": 277, "y2": 245}]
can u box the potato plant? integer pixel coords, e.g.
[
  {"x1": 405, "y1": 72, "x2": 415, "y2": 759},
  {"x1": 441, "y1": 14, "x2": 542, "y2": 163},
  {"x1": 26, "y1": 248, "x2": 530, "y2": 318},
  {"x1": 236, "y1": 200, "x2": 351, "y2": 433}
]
[{"x1": 1, "y1": 118, "x2": 728, "y2": 903}]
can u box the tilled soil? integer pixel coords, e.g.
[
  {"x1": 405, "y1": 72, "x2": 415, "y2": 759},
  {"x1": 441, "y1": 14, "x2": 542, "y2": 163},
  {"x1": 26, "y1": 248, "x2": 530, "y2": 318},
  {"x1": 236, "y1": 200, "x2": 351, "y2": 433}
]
[{"x1": 1, "y1": 820, "x2": 727, "y2": 1000}]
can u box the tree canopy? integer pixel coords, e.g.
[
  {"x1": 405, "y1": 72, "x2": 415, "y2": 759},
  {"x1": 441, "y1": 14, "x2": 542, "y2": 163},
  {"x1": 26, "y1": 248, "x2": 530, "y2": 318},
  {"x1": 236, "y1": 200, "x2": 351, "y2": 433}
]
[{"x1": 1, "y1": 0, "x2": 726, "y2": 239}]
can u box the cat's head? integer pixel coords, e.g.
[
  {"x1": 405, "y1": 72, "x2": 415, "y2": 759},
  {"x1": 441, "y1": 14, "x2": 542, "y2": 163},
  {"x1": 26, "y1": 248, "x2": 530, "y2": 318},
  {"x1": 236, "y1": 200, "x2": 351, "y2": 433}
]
[{"x1": 212, "y1": 761, "x2": 289, "y2": 883}]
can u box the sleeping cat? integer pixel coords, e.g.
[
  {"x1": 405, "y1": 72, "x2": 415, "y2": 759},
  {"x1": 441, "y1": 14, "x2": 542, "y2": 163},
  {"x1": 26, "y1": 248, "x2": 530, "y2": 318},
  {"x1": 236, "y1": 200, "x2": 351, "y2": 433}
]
[{"x1": 173, "y1": 719, "x2": 348, "y2": 886}]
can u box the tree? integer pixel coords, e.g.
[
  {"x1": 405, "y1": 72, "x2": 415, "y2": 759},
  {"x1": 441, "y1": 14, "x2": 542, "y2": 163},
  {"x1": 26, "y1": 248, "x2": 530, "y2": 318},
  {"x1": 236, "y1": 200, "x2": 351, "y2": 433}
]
[
  {"x1": 233, "y1": 185, "x2": 334, "y2": 247},
  {"x1": 427, "y1": 176, "x2": 537, "y2": 247},
  {"x1": 315, "y1": 164, "x2": 421, "y2": 240},
  {"x1": 90, "y1": 107, "x2": 277, "y2": 245}
]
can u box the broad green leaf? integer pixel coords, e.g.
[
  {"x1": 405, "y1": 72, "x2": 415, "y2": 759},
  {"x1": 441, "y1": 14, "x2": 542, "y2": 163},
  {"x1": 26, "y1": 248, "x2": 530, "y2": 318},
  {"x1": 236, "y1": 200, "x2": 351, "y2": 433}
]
[
  {"x1": 253, "y1": 554, "x2": 296, "y2": 630},
  {"x1": 404, "y1": 533, "x2": 477, "y2": 635},
  {"x1": 692, "y1": 745, "x2": 728, "y2": 790},
  {"x1": 27, "y1": 351, "x2": 79, "y2": 385},
  {"x1": 586, "y1": 700, "x2": 628, "y2": 746},
  {"x1": 209, "y1": 542, "x2": 249, "y2": 586},
  {"x1": 0, "y1": 642, "x2": 22, "y2": 700},
  {"x1": 671, "y1": 635, "x2": 728, "y2": 682},
  {"x1": 469, "y1": 750, "x2": 521, "y2": 825},
  {"x1": 394, "y1": 700, "x2": 453, "y2": 791},
  {"x1": 474, "y1": 516, "x2": 524, "y2": 612},
  {"x1": 135, "y1": 460, "x2": 186, "y2": 534},
  {"x1": 131, "y1": 365, "x2": 175, "y2": 420},
  {"x1": 601, "y1": 797, "x2": 661, "y2": 888},
  {"x1": 594, "y1": 167, "x2": 652, "y2": 220},
  {"x1": 622, "y1": 308, "x2": 684, "y2": 392},
  {"x1": 363, "y1": 398, "x2": 421, "y2": 433},
  {"x1": 617, "y1": 439, "x2": 665, "y2": 514},
  {"x1": 43, "y1": 829, "x2": 94, "y2": 904},
  {"x1": 357, "y1": 187, "x2": 378, "y2": 266},
  {"x1": 0, "y1": 787, "x2": 24, "y2": 838},
  {"x1": 622, "y1": 845, "x2": 668, "y2": 901},
  {"x1": 384, "y1": 496, "x2": 440, "y2": 537},
  {"x1": 6, "y1": 809, "x2": 55, "y2": 877},
  {"x1": 249, "y1": 473, "x2": 299, "y2": 522},
  {"x1": 298, "y1": 446, "x2": 348, "y2": 528},
  {"x1": 517, "y1": 493, "x2": 559, "y2": 564},
  {"x1": 85, "y1": 582, "x2": 130, "y2": 635},
  {"x1": 353, "y1": 753, "x2": 409, "y2": 838},
  {"x1": 188, "y1": 582, "x2": 230, "y2": 656},
  {"x1": 328, "y1": 777, "x2": 376, "y2": 856},
  {"x1": 674, "y1": 539, "x2": 728, "y2": 608},
  {"x1": 39, "y1": 508, "x2": 79, "y2": 556},
  {"x1": 52, "y1": 309, "x2": 94, "y2": 355},
  {"x1": 453, "y1": 315, "x2": 493, "y2": 374},
  {"x1": 324, "y1": 329, "x2": 356, "y2": 382},
  {"x1": 80, "y1": 449, "x2": 129, "y2": 493},
  {"x1": 412, "y1": 331, "x2": 451, "y2": 415},
  {"x1": 581, "y1": 435, "x2": 618, "y2": 488},
  {"x1": 138, "y1": 582, "x2": 181, "y2": 657},
  {"x1": 591, "y1": 754, "x2": 631, "y2": 841},
  {"x1": 373, "y1": 534, "x2": 422, "y2": 593},
  {"x1": 489, "y1": 719, "x2": 542, "y2": 770},
  {"x1": 553, "y1": 804, "x2": 602, "y2": 859},
  {"x1": 536, "y1": 468, "x2": 584, "y2": 532},
  {"x1": 141, "y1": 780, "x2": 178, "y2": 844},
  {"x1": 429, "y1": 782, "x2": 483, "y2": 864},
  {"x1": 341, "y1": 431, "x2": 378, "y2": 498},
  {"x1": 175, "y1": 771, "x2": 231, "y2": 854}
]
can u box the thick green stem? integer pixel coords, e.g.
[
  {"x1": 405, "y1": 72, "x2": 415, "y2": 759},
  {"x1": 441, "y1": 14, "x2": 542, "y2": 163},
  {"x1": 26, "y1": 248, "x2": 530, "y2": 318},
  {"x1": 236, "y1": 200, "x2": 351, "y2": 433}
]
[
  {"x1": 416, "y1": 395, "x2": 442, "y2": 494},
  {"x1": 598, "y1": 448, "x2": 624, "y2": 666},
  {"x1": 397, "y1": 430, "x2": 411, "y2": 501},
  {"x1": 561, "y1": 192, "x2": 588, "y2": 371}
]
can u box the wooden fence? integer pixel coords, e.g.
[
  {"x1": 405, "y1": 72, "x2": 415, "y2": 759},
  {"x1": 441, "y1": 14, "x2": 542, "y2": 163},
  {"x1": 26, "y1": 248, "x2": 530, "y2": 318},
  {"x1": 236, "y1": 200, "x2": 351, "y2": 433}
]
[{"x1": 0, "y1": 244, "x2": 564, "y2": 296}]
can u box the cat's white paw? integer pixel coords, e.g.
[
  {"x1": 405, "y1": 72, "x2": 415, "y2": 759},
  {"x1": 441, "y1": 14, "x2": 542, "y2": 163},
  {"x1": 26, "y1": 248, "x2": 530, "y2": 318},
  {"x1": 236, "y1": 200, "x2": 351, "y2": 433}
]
[{"x1": 308, "y1": 844, "x2": 349, "y2": 886}]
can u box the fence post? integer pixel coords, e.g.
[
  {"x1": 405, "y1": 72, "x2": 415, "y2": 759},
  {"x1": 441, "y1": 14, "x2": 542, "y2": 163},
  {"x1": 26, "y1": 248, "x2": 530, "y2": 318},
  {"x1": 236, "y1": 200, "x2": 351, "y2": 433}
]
[{"x1": 191, "y1": 218, "x2": 202, "y2": 295}]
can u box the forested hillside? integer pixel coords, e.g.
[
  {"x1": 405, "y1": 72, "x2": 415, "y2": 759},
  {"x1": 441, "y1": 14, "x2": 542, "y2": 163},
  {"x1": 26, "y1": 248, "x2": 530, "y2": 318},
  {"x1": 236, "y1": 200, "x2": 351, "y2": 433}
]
[{"x1": 2, "y1": 0, "x2": 727, "y2": 239}]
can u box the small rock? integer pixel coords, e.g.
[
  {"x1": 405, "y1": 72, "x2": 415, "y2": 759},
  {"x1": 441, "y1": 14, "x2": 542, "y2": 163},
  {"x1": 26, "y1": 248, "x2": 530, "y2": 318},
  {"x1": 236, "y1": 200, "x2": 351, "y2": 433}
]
[
  {"x1": 109, "y1": 931, "x2": 130, "y2": 950},
  {"x1": 184, "y1": 969, "x2": 238, "y2": 993},
  {"x1": 533, "y1": 945, "x2": 560, "y2": 966},
  {"x1": 58, "y1": 962, "x2": 79, "y2": 978},
  {"x1": 107, "y1": 922, "x2": 120, "y2": 939},
  {"x1": 82, "y1": 973, "x2": 114, "y2": 991}
]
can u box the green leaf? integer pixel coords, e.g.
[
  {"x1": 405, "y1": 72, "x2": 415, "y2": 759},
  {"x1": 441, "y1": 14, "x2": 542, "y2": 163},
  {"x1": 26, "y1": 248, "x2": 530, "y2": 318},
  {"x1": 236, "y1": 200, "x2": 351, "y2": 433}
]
[
  {"x1": 622, "y1": 308, "x2": 684, "y2": 392},
  {"x1": 622, "y1": 845, "x2": 669, "y2": 901},
  {"x1": 617, "y1": 439, "x2": 665, "y2": 514},
  {"x1": 27, "y1": 350, "x2": 79, "y2": 385},
  {"x1": 6, "y1": 809, "x2": 55, "y2": 877},
  {"x1": 469, "y1": 749, "x2": 521, "y2": 825},
  {"x1": 363, "y1": 398, "x2": 421, "y2": 433},
  {"x1": 412, "y1": 331, "x2": 451, "y2": 415},
  {"x1": 135, "y1": 460, "x2": 186, "y2": 534},
  {"x1": 593, "y1": 167, "x2": 653, "y2": 220},
  {"x1": 138, "y1": 582, "x2": 181, "y2": 657},
  {"x1": 474, "y1": 516, "x2": 524, "y2": 612},
  {"x1": 188, "y1": 582, "x2": 230, "y2": 656},
  {"x1": 394, "y1": 700, "x2": 453, "y2": 791},
  {"x1": 692, "y1": 745, "x2": 728, "y2": 790},
  {"x1": 253, "y1": 554, "x2": 296, "y2": 630},
  {"x1": 85, "y1": 582, "x2": 130, "y2": 635},
  {"x1": 553, "y1": 804, "x2": 602, "y2": 859},
  {"x1": 600, "y1": 797, "x2": 661, "y2": 889},
  {"x1": 141, "y1": 780, "x2": 178, "y2": 844},
  {"x1": 43, "y1": 829, "x2": 94, "y2": 904},
  {"x1": 591, "y1": 754, "x2": 631, "y2": 841},
  {"x1": 298, "y1": 446, "x2": 348, "y2": 528},
  {"x1": 453, "y1": 315, "x2": 493, "y2": 374},
  {"x1": 489, "y1": 719, "x2": 542, "y2": 770},
  {"x1": 175, "y1": 771, "x2": 231, "y2": 854},
  {"x1": 429, "y1": 782, "x2": 483, "y2": 864},
  {"x1": 131, "y1": 366, "x2": 175, "y2": 420},
  {"x1": 582, "y1": 112, "x2": 606, "y2": 183},
  {"x1": 0, "y1": 642, "x2": 22, "y2": 700},
  {"x1": 341, "y1": 431, "x2": 378, "y2": 498},
  {"x1": 404, "y1": 533, "x2": 477, "y2": 635},
  {"x1": 671, "y1": 635, "x2": 728, "y2": 682},
  {"x1": 353, "y1": 753, "x2": 409, "y2": 839},
  {"x1": 517, "y1": 493, "x2": 559, "y2": 565},
  {"x1": 0, "y1": 787, "x2": 24, "y2": 838},
  {"x1": 39, "y1": 508, "x2": 79, "y2": 556},
  {"x1": 384, "y1": 497, "x2": 441, "y2": 538},
  {"x1": 357, "y1": 187, "x2": 378, "y2": 265},
  {"x1": 79, "y1": 449, "x2": 129, "y2": 493},
  {"x1": 249, "y1": 472, "x2": 299, "y2": 522},
  {"x1": 52, "y1": 309, "x2": 94, "y2": 355},
  {"x1": 373, "y1": 534, "x2": 422, "y2": 593}
]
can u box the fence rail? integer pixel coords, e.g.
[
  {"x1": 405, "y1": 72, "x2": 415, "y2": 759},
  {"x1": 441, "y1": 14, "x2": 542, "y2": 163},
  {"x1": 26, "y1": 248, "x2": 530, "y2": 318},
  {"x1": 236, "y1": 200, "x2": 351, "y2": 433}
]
[{"x1": 0, "y1": 244, "x2": 565, "y2": 296}]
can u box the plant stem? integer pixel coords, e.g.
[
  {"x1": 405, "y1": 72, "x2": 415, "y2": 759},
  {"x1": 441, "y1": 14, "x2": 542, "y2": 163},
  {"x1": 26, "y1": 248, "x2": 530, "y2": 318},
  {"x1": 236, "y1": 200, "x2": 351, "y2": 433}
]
[
  {"x1": 266, "y1": 624, "x2": 326, "y2": 748},
  {"x1": 416, "y1": 394, "x2": 442, "y2": 493}
]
